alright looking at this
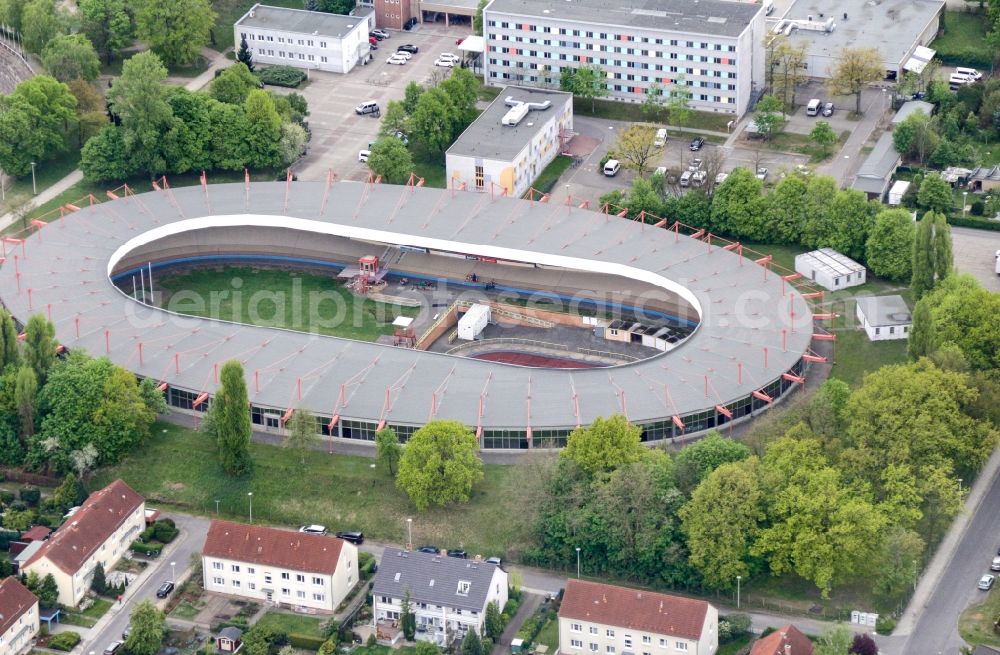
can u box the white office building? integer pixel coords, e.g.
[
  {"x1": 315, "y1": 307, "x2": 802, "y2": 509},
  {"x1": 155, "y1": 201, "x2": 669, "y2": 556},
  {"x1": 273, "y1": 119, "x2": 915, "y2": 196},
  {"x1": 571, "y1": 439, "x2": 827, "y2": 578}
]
[
  {"x1": 481, "y1": 0, "x2": 766, "y2": 116},
  {"x1": 446, "y1": 86, "x2": 572, "y2": 198},
  {"x1": 234, "y1": 4, "x2": 373, "y2": 75}
]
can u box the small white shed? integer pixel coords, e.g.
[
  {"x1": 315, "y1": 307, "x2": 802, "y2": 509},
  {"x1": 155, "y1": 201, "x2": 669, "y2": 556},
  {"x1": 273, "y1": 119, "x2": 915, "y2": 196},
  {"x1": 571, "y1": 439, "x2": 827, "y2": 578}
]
[
  {"x1": 794, "y1": 248, "x2": 866, "y2": 291},
  {"x1": 888, "y1": 180, "x2": 910, "y2": 206},
  {"x1": 855, "y1": 295, "x2": 911, "y2": 341},
  {"x1": 457, "y1": 304, "x2": 491, "y2": 341}
]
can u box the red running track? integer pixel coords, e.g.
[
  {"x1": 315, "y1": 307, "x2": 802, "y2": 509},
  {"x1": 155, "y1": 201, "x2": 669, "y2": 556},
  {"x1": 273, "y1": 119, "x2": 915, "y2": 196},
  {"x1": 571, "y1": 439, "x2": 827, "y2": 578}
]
[{"x1": 471, "y1": 351, "x2": 598, "y2": 369}]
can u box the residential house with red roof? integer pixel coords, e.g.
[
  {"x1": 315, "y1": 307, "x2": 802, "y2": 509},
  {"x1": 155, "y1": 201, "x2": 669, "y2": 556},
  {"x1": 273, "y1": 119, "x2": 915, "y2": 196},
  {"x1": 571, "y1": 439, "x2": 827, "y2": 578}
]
[
  {"x1": 202, "y1": 521, "x2": 358, "y2": 613},
  {"x1": 21, "y1": 479, "x2": 145, "y2": 607},
  {"x1": 748, "y1": 624, "x2": 812, "y2": 655},
  {"x1": 559, "y1": 580, "x2": 718, "y2": 655},
  {"x1": 0, "y1": 575, "x2": 40, "y2": 655}
]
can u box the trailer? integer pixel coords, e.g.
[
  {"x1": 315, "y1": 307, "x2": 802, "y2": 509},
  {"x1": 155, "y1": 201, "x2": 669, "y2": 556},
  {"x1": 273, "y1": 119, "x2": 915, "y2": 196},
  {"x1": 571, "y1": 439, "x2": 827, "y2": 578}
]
[{"x1": 457, "y1": 303, "x2": 491, "y2": 340}]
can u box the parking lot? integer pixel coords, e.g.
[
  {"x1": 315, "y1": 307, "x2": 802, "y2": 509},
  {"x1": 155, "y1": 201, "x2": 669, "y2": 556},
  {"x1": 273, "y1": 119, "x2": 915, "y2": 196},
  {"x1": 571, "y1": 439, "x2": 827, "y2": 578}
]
[{"x1": 287, "y1": 22, "x2": 473, "y2": 182}]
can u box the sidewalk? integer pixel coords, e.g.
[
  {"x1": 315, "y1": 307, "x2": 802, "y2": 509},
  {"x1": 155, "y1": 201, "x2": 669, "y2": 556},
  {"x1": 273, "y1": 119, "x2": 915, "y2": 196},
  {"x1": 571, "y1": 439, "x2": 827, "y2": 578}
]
[{"x1": 0, "y1": 47, "x2": 231, "y2": 233}]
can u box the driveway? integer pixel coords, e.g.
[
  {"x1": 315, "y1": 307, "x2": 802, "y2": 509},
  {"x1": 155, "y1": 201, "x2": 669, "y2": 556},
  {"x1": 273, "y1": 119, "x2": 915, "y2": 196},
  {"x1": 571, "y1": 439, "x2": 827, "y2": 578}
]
[
  {"x1": 950, "y1": 225, "x2": 1000, "y2": 292},
  {"x1": 287, "y1": 23, "x2": 472, "y2": 182},
  {"x1": 80, "y1": 514, "x2": 211, "y2": 655}
]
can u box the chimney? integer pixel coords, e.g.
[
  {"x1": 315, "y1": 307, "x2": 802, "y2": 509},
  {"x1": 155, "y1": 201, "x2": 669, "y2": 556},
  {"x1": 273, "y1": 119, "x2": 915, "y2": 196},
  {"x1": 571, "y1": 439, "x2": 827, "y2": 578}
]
[{"x1": 784, "y1": 644, "x2": 791, "y2": 655}]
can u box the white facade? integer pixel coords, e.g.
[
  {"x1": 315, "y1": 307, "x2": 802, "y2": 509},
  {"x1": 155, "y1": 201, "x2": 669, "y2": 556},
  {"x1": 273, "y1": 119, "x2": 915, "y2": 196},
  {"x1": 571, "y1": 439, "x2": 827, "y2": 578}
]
[
  {"x1": 794, "y1": 248, "x2": 866, "y2": 292},
  {"x1": 202, "y1": 543, "x2": 358, "y2": 614},
  {"x1": 558, "y1": 607, "x2": 718, "y2": 655},
  {"x1": 482, "y1": 0, "x2": 766, "y2": 116},
  {"x1": 458, "y1": 304, "x2": 491, "y2": 340},
  {"x1": 446, "y1": 87, "x2": 573, "y2": 198},
  {"x1": 234, "y1": 4, "x2": 371, "y2": 75},
  {"x1": 855, "y1": 296, "x2": 911, "y2": 342},
  {"x1": 0, "y1": 582, "x2": 38, "y2": 655}
]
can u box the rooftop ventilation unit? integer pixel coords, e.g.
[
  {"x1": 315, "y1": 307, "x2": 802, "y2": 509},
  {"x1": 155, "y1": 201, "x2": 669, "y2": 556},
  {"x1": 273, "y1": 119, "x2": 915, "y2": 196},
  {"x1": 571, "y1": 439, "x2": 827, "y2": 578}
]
[{"x1": 501, "y1": 97, "x2": 553, "y2": 126}]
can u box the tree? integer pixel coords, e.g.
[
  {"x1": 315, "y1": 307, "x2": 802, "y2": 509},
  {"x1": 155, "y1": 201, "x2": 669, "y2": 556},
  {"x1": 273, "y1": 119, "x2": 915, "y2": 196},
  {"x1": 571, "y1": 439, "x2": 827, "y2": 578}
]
[
  {"x1": 21, "y1": 0, "x2": 64, "y2": 54},
  {"x1": 680, "y1": 457, "x2": 762, "y2": 589},
  {"x1": 237, "y1": 35, "x2": 255, "y2": 72},
  {"x1": 865, "y1": 208, "x2": 916, "y2": 280},
  {"x1": 933, "y1": 212, "x2": 953, "y2": 282},
  {"x1": 134, "y1": 0, "x2": 217, "y2": 67},
  {"x1": 665, "y1": 75, "x2": 692, "y2": 133},
  {"x1": 23, "y1": 315, "x2": 56, "y2": 383},
  {"x1": 0, "y1": 0, "x2": 29, "y2": 31},
  {"x1": 91, "y1": 561, "x2": 107, "y2": 594},
  {"x1": 400, "y1": 588, "x2": 416, "y2": 640},
  {"x1": 126, "y1": 601, "x2": 166, "y2": 655},
  {"x1": 911, "y1": 212, "x2": 936, "y2": 299},
  {"x1": 461, "y1": 629, "x2": 484, "y2": 655},
  {"x1": 908, "y1": 298, "x2": 935, "y2": 360},
  {"x1": 396, "y1": 420, "x2": 483, "y2": 511},
  {"x1": 14, "y1": 366, "x2": 37, "y2": 439},
  {"x1": 766, "y1": 174, "x2": 809, "y2": 244},
  {"x1": 869, "y1": 526, "x2": 924, "y2": 607},
  {"x1": 473, "y1": 0, "x2": 488, "y2": 34},
  {"x1": 818, "y1": 188, "x2": 874, "y2": 260},
  {"x1": 709, "y1": 167, "x2": 767, "y2": 239},
  {"x1": 770, "y1": 37, "x2": 809, "y2": 109},
  {"x1": 67, "y1": 78, "x2": 107, "y2": 148},
  {"x1": 283, "y1": 408, "x2": 318, "y2": 465},
  {"x1": 0, "y1": 310, "x2": 19, "y2": 370},
  {"x1": 752, "y1": 95, "x2": 785, "y2": 140},
  {"x1": 379, "y1": 100, "x2": 410, "y2": 138},
  {"x1": 893, "y1": 110, "x2": 938, "y2": 163},
  {"x1": 569, "y1": 64, "x2": 608, "y2": 112},
  {"x1": 24, "y1": 572, "x2": 58, "y2": 607},
  {"x1": 920, "y1": 274, "x2": 1000, "y2": 371},
  {"x1": 827, "y1": 47, "x2": 884, "y2": 115},
  {"x1": 211, "y1": 360, "x2": 253, "y2": 476},
  {"x1": 278, "y1": 123, "x2": 308, "y2": 165},
  {"x1": 484, "y1": 601, "x2": 503, "y2": 641},
  {"x1": 806, "y1": 378, "x2": 852, "y2": 440},
  {"x1": 848, "y1": 634, "x2": 878, "y2": 655},
  {"x1": 641, "y1": 82, "x2": 666, "y2": 121},
  {"x1": 80, "y1": 125, "x2": 133, "y2": 182},
  {"x1": 410, "y1": 87, "x2": 455, "y2": 154},
  {"x1": 107, "y1": 51, "x2": 173, "y2": 176},
  {"x1": 414, "y1": 643, "x2": 438, "y2": 655},
  {"x1": 0, "y1": 76, "x2": 77, "y2": 176},
  {"x1": 375, "y1": 427, "x2": 402, "y2": 476},
  {"x1": 917, "y1": 173, "x2": 953, "y2": 214},
  {"x1": 52, "y1": 472, "x2": 83, "y2": 510},
  {"x1": 210, "y1": 63, "x2": 261, "y2": 105},
  {"x1": 612, "y1": 124, "x2": 659, "y2": 176},
  {"x1": 79, "y1": 0, "x2": 132, "y2": 65},
  {"x1": 439, "y1": 68, "x2": 480, "y2": 128},
  {"x1": 814, "y1": 626, "x2": 852, "y2": 655},
  {"x1": 809, "y1": 120, "x2": 837, "y2": 157},
  {"x1": 243, "y1": 90, "x2": 283, "y2": 168},
  {"x1": 70, "y1": 443, "x2": 99, "y2": 479},
  {"x1": 42, "y1": 34, "x2": 101, "y2": 82},
  {"x1": 674, "y1": 430, "x2": 751, "y2": 495},
  {"x1": 561, "y1": 415, "x2": 645, "y2": 479},
  {"x1": 801, "y1": 175, "x2": 839, "y2": 248},
  {"x1": 402, "y1": 82, "x2": 424, "y2": 114},
  {"x1": 368, "y1": 138, "x2": 415, "y2": 184}
]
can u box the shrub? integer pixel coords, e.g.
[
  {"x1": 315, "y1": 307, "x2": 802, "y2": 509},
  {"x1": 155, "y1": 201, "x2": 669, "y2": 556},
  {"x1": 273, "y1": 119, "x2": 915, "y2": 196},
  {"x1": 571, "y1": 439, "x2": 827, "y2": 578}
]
[
  {"x1": 18, "y1": 487, "x2": 40, "y2": 505},
  {"x1": 257, "y1": 66, "x2": 306, "y2": 88},
  {"x1": 49, "y1": 631, "x2": 82, "y2": 651},
  {"x1": 139, "y1": 526, "x2": 156, "y2": 542},
  {"x1": 876, "y1": 615, "x2": 896, "y2": 635},
  {"x1": 287, "y1": 634, "x2": 324, "y2": 650},
  {"x1": 0, "y1": 529, "x2": 20, "y2": 550},
  {"x1": 359, "y1": 552, "x2": 377, "y2": 578},
  {"x1": 153, "y1": 521, "x2": 179, "y2": 543},
  {"x1": 0, "y1": 491, "x2": 14, "y2": 506},
  {"x1": 971, "y1": 199, "x2": 985, "y2": 216},
  {"x1": 946, "y1": 214, "x2": 1000, "y2": 231},
  {"x1": 130, "y1": 540, "x2": 163, "y2": 557}
]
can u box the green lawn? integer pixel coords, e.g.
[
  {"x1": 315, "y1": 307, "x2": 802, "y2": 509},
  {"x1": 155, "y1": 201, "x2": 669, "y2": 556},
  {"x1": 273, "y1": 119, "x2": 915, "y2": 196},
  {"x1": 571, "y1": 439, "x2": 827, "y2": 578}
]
[
  {"x1": 740, "y1": 242, "x2": 807, "y2": 273},
  {"x1": 577, "y1": 98, "x2": 733, "y2": 132},
  {"x1": 760, "y1": 129, "x2": 850, "y2": 162},
  {"x1": 829, "y1": 311, "x2": 909, "y2": 387},
  {"x1": 255, "y1": 611, "x2": 325, "y2": 637},
  {"x1": 531, "y1": 155, "x2": 574, "y2": 196},
  {"x1": 535, "y1": 616, "x2": 560, "y2": 653},
  {"x1": 170, "y1": 601, "x2": 201, "y2": 620},
  {"x1": 0, "y1": 148, "x2": 82, "y2": 216},
  {"x1": 960, "y1": 585, "x2": 1000, "y2": 648},
  {"x1": 156, "y1": 266, "x2": 419, "y2": 342},
  {"x1": 62, "y1": 598, "x2": 113, "y2": 628},
  {"x1": 411, "y1": 150, "x2": 447, "y2": 189},
  {"x1": 91, "y1": 421, "x2": 541, "y2": 559},
  {"x1": 210, "y1": 0, "x2": 304, "y2": 52},
  {"x1": 932, "y1": 10, "x2": 990, "y2": 64}
]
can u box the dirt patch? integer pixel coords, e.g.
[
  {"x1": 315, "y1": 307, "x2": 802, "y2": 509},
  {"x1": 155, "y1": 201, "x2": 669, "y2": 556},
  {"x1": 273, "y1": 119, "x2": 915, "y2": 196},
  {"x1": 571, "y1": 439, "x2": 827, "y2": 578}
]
[
  {"x1": 165, "y1": 482, "x2": 187, "y2": 492},
  {"x1": 564, "y1": 135, "x2": 601, "y2": 158}
]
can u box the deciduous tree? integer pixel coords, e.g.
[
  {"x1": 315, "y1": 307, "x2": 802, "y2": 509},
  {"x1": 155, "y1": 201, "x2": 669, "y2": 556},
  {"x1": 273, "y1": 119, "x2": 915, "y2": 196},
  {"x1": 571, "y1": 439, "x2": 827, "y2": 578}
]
[
  {"x1": 79, "y1": 0, "x2": 132, "y2": 65},
  {"x1": 907, "y1": 298, "x2": 935, "y2": 361},
  {"x1": 107, "y1": 52, "x2": 173, "y2": 175},
  {"x1": 665, "y1": 75, "x2": 692, "y2": 133},
  {"x1": 805, "y1": 378, "x2": 852, "y2": 440},
  {"x1": 243, "y1": 90, "x2": 282, "y2": 169},
  {"x1": 210, "y1": 63, "x2": 261, "y2": 105},
  {"x1": 211, "y1": 360, "x2": 253, "y2": 476},
  {"x1": 283, "y1": 407, "x2": 318, "y2": 465},
  {"x1": 917, "y1": 173, "x2": 953, "y2": 214},
  {"x1": 642, "y1": 82, "x2": 666, "y2": 121},
  {"x1": 893, "y1": 110, "x2": 937, "y2": 163},
  {"x1": 752, "y1": 94, "x2": 784, "y2": 139},
  {"x1": 80, "y1": 125, "x2": 133, "y2": 182},
  {"x1": 933, "y1": 212, "x2": 953, "y2": 282},
  {"x1": 410, "y1": 87, "x2": 455, "y2": 154},
  {"x1": 396, "y1": 420, "x2": 483, "y2": 511},
  {"x1": 379, "y1": 100, "x2": 410, "y2": 138},
  {"x1": 809, "y1": 120, "x2": 837, "y2": 157},
  {"x1": 770, "y1": 37, "x2": 808, "y2": 109},
  {"x1": 21, "y1": 0, "x2": 64, "y2": 54},
  {"x1": 484, "y1": 601, "x2": 503, "y2": 641},
  {"x1": 368, "y1": 137, "x2": 415, "y2": 184},
  {"x1": 817, "y1": 188, "x2": 874, "y2": 260},
  {"x1": 126, "y1": 601, "x2": 166, "y2": 655},
  {"x1": 0, "y1": 309, "x2": 19, "y2": 370},
  {"x1": 561, "y1": 414, "x2": 645, "y2": 479},
  {"x1": 709, "y1": 167, "x2": 767, "y2": 239},
  {"x1": 279, "y1": 123, "x2": 308, "y2": 165},
  {"x1": 400, "y1": 588, "x2": 416, "y2": 639},
  {"x1": 566, "y1": 64, "x2": 609, "y2": 112},
  {"x1": 766, "y1": 174, "x2": 809, "y2": 244},
  {"x1": 673, "y1": 430, "x2": 751, "y2": 495},
  {"x1": 911, "y1": 211, "x2": 936, "y2": 299},
  {"x1": 42, "y1": 34, "x2": 101, "y2": 82},
  {"x1": 23, "y1": 314, "x2": 56, "y2": 383},
  {"x1": 461, "y1": 629, "x2": 484, "y2": 655},
  {"x1": 827, "y1": 47, "x2": 884, "y2": 115},
  {"x1": 612, "y1": 124, "x2": 659, "y2": 176},
  {"x1": 375, "y1": 427, "x2": 402, "y2": 476},
  {"x1": 134, "y1": 0, "x2": 217, "y2": 67},
  {"x1": 14, "y1": 366, "x2": 36, "y2": 439},
  {"x1": 865, "y1": 208, "x2": 916, "y2": 280}
]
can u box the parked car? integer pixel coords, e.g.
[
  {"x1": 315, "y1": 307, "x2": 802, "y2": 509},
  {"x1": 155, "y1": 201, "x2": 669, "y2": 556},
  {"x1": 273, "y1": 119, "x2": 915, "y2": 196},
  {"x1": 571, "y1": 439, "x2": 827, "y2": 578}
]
[
  {"x1": 417, "y1": 545, "x2": 440, "y2": 554},
  {"x1": 404, "y1": 17, "x2": 418, "y2": 30},
  {"x1": 691, "y1": 170, "x2": 707, "y2": 186},
  {"x1": 715, "y1": 172, "x2": 729, "y2": 185},
  {"x1": 122, "y1": 626, "x2": 132, "y2": 641},
  {"x1": 456, "y1": 37, "x2": 466, "y2": 46},
  {"x1": 822, "y1": 102, "x2": 834, "y2": 117},
  {"x1": 447, "y1": 550, "x2": 468, "y2": 559},
  {"x1": 397, "y1": 44, "x2": 419, "y2": 54},
  {"x1": 434, "y1": 58, "x2": 455, "y2": 67},
  {"x1": 392, "y1": 131, "x2": 409, "y2": 145},
  {"x1": 358, "y1": 150, "x2": 371, "y2": 163},
  {"x1": 688, "y1": 158, "x2": 702, "y2": 171},
  {"x1": 299, "y1": 524, "x2": 327, "y2": 535},
  {"x1": 991, "y1": 556, "x2": 1000, "y2": 572},
  {"x1": 485, "y1": 556, "x2": 502, "y2": 566},
  {"x1": 386, "y1": 55, "x2": 407, "y2": 65},
  {"x1": 335, "y1": 531, "x2": 364, "y2": 545},
  {"x1": 653, "y1": 166, "x2": 667, "y2": 177},
  {"x1": 372, "y1": 29, "x2": 389, "y2": 39},
  {"x1": 688, "y1": 136, "x2": 705, "y2": 151},
  {"x1": 438, "y1": 52, "x2": 459, "y2": 61},
  {"x1": 756, "y1": 167, "x2": 768, "y2": 181},
  {"x1": 371, "y1": 32, "x2": 386, "y2": 41},
  {"x1": 355, "y1": 101, "x2": 379, "y2": 115},
  {"x1": 679, "y1": 170, "x2": 692, "y2": 187},
  {"x1": 369, "y1": 36, "x2": 378, "y2": 45},
  {"x1": 104, "y1": 641, "x2": 124, "y2": 655},
  {"x1": 156, "y1": 581, "x2": 175, "y2": 598},
  {"x1": 979, "y1": 574, "x2": 995, "y2": 590}
]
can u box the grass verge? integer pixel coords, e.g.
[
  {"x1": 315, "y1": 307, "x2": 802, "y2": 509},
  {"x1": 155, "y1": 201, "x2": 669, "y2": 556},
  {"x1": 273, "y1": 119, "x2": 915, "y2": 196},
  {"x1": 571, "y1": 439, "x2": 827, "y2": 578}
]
[
  {"x1": 255, "y1": 611, "x2": 325, "y2": 637},
  {"x1": 155, "y1": 266, "x2": 419, "y2": 342},
  {"x1": 932, "y1": 10, "x2": 991, "y2": 68},
  {"x1": 531, "y1": 155, "x2": 574, "y2": 195},
  {"x1": 210, "y1": 0, "x2": 304, "y2": 53},
  {"x1": 91, "y1": 421, "x2": 544, "y2": 559},
  {"x1": 170, "y1": 601, "x2": 201, "y2": 620},
  {"x1": 62, "y1": 598, "x2": 113, "y2": 628},
  {"x1": 577, "y1": 99, "x2": 733, "y2": 133},
  {"x1": 829, "y1": 305, "x2": 909, "y2": 387},
  {"x1": 0, "y1": 148, "x2": 82, "y2": 215},
  {"x1": 960, "y1": 585, "x2": 1000, "y2": 649}
]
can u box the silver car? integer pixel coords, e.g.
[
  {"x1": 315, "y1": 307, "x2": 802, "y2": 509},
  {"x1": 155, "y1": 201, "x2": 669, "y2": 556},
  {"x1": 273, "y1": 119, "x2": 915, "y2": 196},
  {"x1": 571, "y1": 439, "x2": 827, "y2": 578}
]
[{"x1": 979, "y1": 574, "x2": 995, "y2": 590}]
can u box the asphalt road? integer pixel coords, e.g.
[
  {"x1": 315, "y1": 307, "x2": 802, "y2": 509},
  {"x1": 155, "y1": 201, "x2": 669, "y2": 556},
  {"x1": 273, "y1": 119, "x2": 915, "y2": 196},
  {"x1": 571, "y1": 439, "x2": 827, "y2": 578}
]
[
  {"x1": 81, "y1": 514, "x2": 210, "y2": 655},
  {"x1": 950, "y1": 225, "x2": 1000, "y2": 292}
]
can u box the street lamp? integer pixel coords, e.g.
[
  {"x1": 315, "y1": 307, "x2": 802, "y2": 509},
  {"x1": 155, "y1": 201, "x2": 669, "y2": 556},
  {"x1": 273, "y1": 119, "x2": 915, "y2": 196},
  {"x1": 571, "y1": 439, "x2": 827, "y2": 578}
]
[
  {"x1": 214, "y1": 499, "x2": 220, "y2": 515},
  {"x1": 407, "y1": 518, "x2": 413, "y2": 550},
  {"x1": 170, "y1": 561, "x2": 176, "y2": 583},
  {"x1": 575, "y1": 547, "x2": 581, "y2": 578},
  {"x1": 30, "y1": 161, "x2": 36, "y2": 195},
  {"x1": 248, "y1": 492, "x2": 253, "y2": 524},
  {"x1": 736, "y1": 575, "x2": 741, "y2": 609},
  {"x1": 963, "y1": 191, "x2": 969, "y2": 215}
]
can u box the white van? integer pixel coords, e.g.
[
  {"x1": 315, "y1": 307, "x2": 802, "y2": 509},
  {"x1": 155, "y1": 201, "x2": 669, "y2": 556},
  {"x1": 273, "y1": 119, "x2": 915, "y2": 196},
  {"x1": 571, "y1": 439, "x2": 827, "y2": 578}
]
[
  {"x1": 603, "y1": 159, "x2": 621, "y2": 176},
  {"x1": 654, "y1": 128, "x2": 667, "y2": 147},
  {"x1": 806, "y1": 98, "x2": 821, "y2": 116},
  {"x1": 956, "y1": 67, "x2": 983, "y2": 82},
  {"x1": 355, "y1": 101, "x2": 379, "y2": 115},
  {"x1": 949, "y1": 73, "x2": 973, "y2": 90}
]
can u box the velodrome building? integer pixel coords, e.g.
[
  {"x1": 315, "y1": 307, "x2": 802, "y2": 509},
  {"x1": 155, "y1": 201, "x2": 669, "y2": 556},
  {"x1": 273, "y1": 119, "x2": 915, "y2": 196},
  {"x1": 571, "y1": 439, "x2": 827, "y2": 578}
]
[{"x1": 0, "y1": 181, "x2": 824, "y2": 450}]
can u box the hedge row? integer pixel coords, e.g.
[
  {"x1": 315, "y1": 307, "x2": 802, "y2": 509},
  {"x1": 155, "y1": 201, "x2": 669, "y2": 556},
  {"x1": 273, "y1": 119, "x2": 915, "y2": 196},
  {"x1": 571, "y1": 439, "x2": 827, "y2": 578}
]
[
  {"x1": 934, "y1": 48, "x2": 994, "y2": 70},
  {"x1": 946, "y1": 214, "x2": 1000, "y2": 231},
  {"x1": 49, "y1": 631, "x2": 82, "y2": 651},
  {"x1": 257, "y1": 66, "x2": 307, "y2": 88},
  {"x1": 288, "y1": 633, "x2": 326, "y2": 650},
  {"x1": 131, "y1": 540, "x2": 163, "y2": 557}
]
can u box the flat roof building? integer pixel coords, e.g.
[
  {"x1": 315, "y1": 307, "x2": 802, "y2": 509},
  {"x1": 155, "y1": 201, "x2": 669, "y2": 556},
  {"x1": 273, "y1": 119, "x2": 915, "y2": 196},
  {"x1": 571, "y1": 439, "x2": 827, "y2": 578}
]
[
  {"x1": 855, "y1": 295, "x2": 911, "y2": 342},
  {"x1": 780, "y1": 0, "x2": 944, "y2": 79},
  {"x1": 795, "y1": 248, "x2": 866, "y2": 291},
  {"x1": 482, "y1": 0, "x2": 766, "y2": 116},
  {"x1": 851, "y1": 132, "x2": 901, "y2": 201},
  {"x1": 234, "y1": 4, "x2": 373, "y2": 75},
  {"x1": 446, "y1": 86, "x2": 572, "y2": 198}
]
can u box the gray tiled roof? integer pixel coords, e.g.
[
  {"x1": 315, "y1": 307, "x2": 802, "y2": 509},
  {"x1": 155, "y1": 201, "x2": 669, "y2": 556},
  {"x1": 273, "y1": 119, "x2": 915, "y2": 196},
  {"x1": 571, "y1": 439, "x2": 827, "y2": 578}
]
[
  {"x1": 373, "y1": 551, "x2": 505, "y2": 612},
  {"x1": 484, "y1": 0, "x2": 761, "y2": 38}
]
